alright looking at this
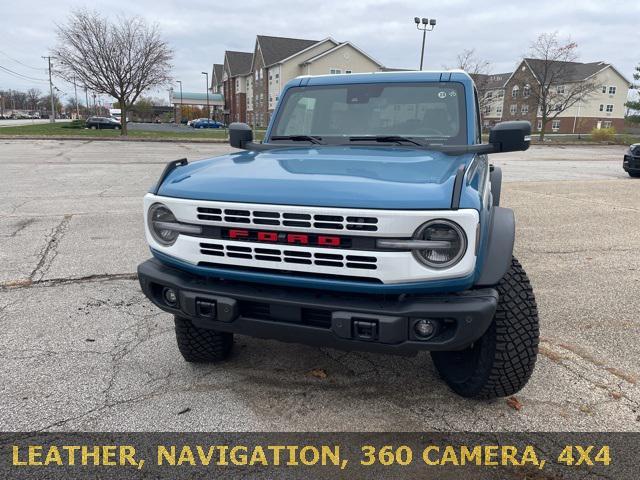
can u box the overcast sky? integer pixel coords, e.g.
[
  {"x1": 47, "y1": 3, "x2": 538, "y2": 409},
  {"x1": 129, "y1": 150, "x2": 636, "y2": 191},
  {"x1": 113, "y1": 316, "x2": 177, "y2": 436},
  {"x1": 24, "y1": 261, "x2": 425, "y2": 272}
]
[{"x1": 2, "y1": 0, "x2": 638, "y2": 105}]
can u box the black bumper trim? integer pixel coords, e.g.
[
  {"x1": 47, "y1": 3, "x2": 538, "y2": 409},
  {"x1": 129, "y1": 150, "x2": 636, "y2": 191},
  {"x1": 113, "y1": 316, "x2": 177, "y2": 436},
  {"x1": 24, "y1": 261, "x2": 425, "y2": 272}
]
[{"x1": 138, "y1": 258, "x2": 498, "y2": 354}]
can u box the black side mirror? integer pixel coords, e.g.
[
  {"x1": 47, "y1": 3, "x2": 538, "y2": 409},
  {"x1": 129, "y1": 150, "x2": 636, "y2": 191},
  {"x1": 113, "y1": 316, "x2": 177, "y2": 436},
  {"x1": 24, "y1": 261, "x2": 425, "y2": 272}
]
[
  {"x1": 229, "y1": 122, "x2": 253, "y2": 149},
  {"x1": 489, "y1": 121, "x2": 531, "y2": 152}
]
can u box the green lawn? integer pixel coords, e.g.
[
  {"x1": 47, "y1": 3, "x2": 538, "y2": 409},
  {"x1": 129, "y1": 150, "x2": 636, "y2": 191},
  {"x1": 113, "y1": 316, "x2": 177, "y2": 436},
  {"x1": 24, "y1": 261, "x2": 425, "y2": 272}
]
[{"x1": 0, "y1": 122, "x2": 266, "y2": 142}]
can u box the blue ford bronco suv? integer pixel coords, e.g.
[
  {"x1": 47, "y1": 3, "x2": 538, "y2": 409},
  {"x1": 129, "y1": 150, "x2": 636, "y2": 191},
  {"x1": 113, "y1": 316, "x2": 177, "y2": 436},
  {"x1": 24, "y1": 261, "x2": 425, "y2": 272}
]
[{"x1": 138, "y1": 71, "x2": 539, "y2": 399}]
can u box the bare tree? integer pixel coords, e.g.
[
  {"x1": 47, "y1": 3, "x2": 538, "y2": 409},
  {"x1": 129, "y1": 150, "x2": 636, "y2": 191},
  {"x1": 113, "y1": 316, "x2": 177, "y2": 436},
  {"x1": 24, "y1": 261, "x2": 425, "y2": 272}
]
[
  {"x1": 52, "y1": 10, "x2": 173, "y2": 135},
  {"x1": 527, "y1": 32, "x2": 599, "y2": 140},
  {"x1": 26, "y1": 88, "x2": 41, "y2": 111},
  {"x1": 448, "y1": 49, "x2": 493, "y2": 108}
]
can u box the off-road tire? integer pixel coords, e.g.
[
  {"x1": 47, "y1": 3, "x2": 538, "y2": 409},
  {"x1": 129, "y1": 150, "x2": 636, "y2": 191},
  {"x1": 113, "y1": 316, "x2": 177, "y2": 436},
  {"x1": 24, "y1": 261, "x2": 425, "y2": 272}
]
[
  {"x1": 629, "y1": 171, "x2": 640, "y2": 178},
  {"x1": 174, "y1": 316, "x2": 233, "y2": 362},
  {"x1": 431, "y1": 257, "x2": 539, "y2": 399}
]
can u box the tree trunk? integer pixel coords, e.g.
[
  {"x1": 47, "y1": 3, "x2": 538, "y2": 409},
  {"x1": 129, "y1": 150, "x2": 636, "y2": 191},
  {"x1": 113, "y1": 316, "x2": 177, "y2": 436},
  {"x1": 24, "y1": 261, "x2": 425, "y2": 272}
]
[
  {"x1": 538, "y1": 114, "x2": 546, "y2": 141},
  {"x1": 120, "y1": 103, "x2": 127, "y2": 136}
]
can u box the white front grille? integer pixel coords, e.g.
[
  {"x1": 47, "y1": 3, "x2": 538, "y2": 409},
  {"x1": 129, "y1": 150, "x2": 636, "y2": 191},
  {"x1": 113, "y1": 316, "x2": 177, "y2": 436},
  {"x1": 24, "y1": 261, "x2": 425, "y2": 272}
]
[
  {"x1": 196, "y1": 207, "x2": 379, "y2": 232},
  {"x1": 199, "y1": 241, "x2": 377, "y2": 270},
  {"x1": 144, "y1": 194, "x2": 480, "y2": 284}
]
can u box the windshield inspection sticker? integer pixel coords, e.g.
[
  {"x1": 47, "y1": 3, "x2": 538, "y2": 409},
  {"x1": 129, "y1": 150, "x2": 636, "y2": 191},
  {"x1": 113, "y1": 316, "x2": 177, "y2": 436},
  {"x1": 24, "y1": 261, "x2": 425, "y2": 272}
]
[{"x1": 438, "y1": 91, "x2": 447, "y2": 99}]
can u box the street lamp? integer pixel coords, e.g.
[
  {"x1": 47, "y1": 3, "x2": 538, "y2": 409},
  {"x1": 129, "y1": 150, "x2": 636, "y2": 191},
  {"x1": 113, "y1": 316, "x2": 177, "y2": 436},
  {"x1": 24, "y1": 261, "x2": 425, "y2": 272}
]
[
  {"x1": 176, "y1": 80, "x2": 184, "y2": 123},
  {"x1": 201, "y1": 71, "x2": 210, "y2": 119},
  {"x1": 414, "y1": 17, "x2": 436, "y2": 70}
]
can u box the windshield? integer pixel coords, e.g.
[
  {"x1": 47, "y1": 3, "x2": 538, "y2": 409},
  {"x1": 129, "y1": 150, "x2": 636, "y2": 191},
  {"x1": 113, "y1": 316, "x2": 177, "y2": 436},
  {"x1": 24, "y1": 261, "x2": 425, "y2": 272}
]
[{"x1": 270, "y1": 82, "x2": 467, "y2": 145}]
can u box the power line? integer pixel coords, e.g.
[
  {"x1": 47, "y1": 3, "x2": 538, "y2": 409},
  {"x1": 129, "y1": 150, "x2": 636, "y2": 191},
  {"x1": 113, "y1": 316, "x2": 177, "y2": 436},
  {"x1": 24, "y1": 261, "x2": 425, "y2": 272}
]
[
  {"x1": 0, "y1": 50, "x2": 43, "y2": 71},
  {"x1": 0, "y1": 63, "x2": 48, "y2": 83}
]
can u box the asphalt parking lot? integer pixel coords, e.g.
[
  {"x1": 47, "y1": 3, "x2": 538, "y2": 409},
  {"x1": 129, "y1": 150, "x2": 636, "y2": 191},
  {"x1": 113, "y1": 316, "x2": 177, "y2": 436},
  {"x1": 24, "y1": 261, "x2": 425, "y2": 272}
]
[{"x1": 0, "y1": 140, "x2": 638, "y2": 432}]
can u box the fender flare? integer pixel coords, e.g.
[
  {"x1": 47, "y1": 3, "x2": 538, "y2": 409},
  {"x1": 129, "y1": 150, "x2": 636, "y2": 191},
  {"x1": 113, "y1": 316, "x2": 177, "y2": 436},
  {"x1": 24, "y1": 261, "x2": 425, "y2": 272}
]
[
  {"x1": 490, "y1": 165, "x2": 502, "y2": 207},
  {"x1": 475, "y1": 206, "x2": 515, "y2": 287}
]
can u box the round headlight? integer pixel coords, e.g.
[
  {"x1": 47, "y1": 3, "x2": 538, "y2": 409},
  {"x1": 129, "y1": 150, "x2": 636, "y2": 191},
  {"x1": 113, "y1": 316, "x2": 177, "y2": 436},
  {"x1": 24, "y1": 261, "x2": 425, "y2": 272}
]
[
  {"x1": 413, "y1": 219, "x2": 467, "y2": 269},
  {"x1": 148, "y1": 203, "x2": 179, "y2": 246}
]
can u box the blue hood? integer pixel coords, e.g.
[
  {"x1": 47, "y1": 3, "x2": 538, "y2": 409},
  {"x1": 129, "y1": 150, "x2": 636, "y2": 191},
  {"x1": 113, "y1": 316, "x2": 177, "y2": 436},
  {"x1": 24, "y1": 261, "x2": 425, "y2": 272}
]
[{"x1": 157, "y1": 146, "x2": 476, "y2": 210}]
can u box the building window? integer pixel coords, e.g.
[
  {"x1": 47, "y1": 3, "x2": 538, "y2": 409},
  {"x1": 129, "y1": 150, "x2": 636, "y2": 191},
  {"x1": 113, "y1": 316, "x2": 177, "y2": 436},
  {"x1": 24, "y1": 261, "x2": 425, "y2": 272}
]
[
  {"x1": 523, "y1": 84, "x2": 530, "y2": 98},
  {"x1": 496, "y1": 106, "x2": 502, "y2": 115},
  {"x1": 537, "y1": 120, "x2": 542, "y2": 131},
  {"x1": 601, "y1": 85, "x2": 607, "y2": 93},
  {"x1": 608, "y1": 86, "x2": 616, "y2": 95},
  {"x1": 606, "y1": 104, "x2": 614, "y2": 113},
  {"x1": 521, "y1": 105, "x2": 529, "y2": 114},
  {"x1": 556, "y1": 85, "x2": 565, "y2": 94},
  {"x1": 554, "y1": 103, "x2": 562, "y2": 111},
  {"x1": 599, "y1": 104, "x2": 604, "y2": 112},
  {"x1": 552, "y1": 119, "x2": 560, "y2": 132},
  {"x1": 511, "y1": 86, "x2": 519, "y2": 98},
  {"x1": 486, "y1": 91, "x2": 493, "y2": 99},
  {"x1": 510, "y1": 104, "x2": 517, "y2": 115},
  {"x1": 484, "y1": 105, "x2": 491, "y2": 115},
  {"x1": 497, "y1": 90, "x2": 504, "y2": 98},
  {"x1": 603, "y1": 120, "x2": 612, "y2": 128},
  {"x1": 330, "y1": 68, "x2": 342, "y2": 74}
]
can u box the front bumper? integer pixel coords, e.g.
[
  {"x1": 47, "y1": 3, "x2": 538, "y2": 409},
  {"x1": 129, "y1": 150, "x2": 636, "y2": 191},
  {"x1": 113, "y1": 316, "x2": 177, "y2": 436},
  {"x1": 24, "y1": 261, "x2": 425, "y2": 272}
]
[
  {"x1": 138, "y1": 258, "x2": 498, "y2": 354},
  {"x1": 623, "y1": 155, "x2": 640, "y2": 172}
]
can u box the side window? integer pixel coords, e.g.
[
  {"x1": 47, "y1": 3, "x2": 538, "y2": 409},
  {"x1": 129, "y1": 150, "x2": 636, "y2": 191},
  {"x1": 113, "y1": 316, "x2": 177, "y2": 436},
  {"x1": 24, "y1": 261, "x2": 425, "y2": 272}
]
[{"x1": 473, "y1": 87, "x2": 481, "y2": 143}]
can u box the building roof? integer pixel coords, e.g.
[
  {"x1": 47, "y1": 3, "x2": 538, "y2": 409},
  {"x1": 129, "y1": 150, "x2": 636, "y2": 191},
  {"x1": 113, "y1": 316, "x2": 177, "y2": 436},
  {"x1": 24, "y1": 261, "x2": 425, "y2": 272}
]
[
  {"x1": 257, "y1": 35, "x2": 319, "y2": 67},
  {"x1": 171, "y1": 92, "x2": 224, "y2": 105},
  {"x1": 225, "y1": 51, "x2": 253, "y2": 77},
  {"x1": 212, "y1": 64, "x2": 224, "y2": 84},
  {"x1": 473, "y1": 72, "x2": 512, "y2": 90},
  {"x1": 300, "y1": 41, "x2": 384, "y2": 67},
  {"x1": 523, "y1": 58, "x2": 611, "y2": 83}
]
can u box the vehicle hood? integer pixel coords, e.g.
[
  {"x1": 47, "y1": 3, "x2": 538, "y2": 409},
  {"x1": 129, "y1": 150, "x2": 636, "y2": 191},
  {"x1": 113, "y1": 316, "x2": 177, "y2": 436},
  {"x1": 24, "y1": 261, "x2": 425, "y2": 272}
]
[{"x1": 157, "y1": 146, "x2": 476, "y2": 209}]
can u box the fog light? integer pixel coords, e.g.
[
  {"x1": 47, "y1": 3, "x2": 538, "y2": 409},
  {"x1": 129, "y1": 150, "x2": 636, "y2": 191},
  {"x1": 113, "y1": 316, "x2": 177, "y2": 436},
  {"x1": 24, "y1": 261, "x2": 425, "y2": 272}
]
[
  {"x1": 414, "y1": 319, "x2": 437, "y2": 339},
  {"x1": 163, "y1": 287, "x2": 178, "y2": 306}
]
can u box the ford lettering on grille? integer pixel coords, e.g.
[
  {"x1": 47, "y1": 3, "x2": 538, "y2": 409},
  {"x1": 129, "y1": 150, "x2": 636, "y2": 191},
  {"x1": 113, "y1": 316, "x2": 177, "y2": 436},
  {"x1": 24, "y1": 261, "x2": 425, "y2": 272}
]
[{"x1": 224, "y1": 228, "x2": 346, "y2": 248}]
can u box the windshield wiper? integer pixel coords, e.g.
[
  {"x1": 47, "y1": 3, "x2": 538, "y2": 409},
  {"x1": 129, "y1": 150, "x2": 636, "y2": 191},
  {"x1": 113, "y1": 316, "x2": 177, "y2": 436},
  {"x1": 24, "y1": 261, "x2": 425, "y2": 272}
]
[
  {"x1": 270, "y1": 135, "x2": 325, "y2": 145},
  {"x1": 348, "y1": 135, "x2": 428, "y2": 147}
]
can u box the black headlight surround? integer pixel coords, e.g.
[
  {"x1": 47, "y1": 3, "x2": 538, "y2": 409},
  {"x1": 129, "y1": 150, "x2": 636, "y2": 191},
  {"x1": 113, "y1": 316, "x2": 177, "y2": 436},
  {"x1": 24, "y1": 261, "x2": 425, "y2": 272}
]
[
  {"x1": 147, "y1": 203, "x2": 180, "y2": 246},
  {"x1": 412, "y1": 219, "x2": 467, "y2": 269}
]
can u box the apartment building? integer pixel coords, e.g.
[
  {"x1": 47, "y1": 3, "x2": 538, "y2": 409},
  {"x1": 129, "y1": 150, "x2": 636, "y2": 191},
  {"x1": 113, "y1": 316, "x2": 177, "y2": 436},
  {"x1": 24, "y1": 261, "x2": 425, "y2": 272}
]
[
  {"x1": 222, "y1": 51, "x2": 253, "y2": 123},
  {"x1": 216, "y1": 35, "x2": 385, "y2": 127},
  {"x1": 477, "y1": 59, "x2": 630, "y2": 133}
]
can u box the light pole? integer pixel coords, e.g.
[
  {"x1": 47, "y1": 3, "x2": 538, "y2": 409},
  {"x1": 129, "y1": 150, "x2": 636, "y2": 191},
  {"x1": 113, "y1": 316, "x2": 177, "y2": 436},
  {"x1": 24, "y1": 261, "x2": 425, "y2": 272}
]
[
  {"x1": 201, "y1": 71, "x2": 210, "y2": 119},
  {"x1": 414, "y1": 17, "x2": 436, "y2": 70},
  {"x1": 176, "y1": 80, "x2": 183, "y2": 123}
]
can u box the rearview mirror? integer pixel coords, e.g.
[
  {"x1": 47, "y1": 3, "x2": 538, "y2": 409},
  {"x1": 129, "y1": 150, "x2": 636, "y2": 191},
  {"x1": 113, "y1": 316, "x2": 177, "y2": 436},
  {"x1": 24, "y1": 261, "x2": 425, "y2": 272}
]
[
  {"x1": 229, "y1": 122, "x2": 253, "y2": 149},
  {"x1": 489, "y1": 121, "x2": 531, "y2": 153}
]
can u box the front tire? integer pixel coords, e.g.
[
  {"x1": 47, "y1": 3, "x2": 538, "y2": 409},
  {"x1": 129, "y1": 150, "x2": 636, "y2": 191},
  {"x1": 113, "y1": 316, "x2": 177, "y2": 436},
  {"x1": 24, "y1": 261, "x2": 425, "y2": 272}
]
[
  {"x1": 431, "y1": 257, "x2": 539, "y2": 399},
  {"x1": 174, "y1": 316, "x2": 233, "y2": 362}
]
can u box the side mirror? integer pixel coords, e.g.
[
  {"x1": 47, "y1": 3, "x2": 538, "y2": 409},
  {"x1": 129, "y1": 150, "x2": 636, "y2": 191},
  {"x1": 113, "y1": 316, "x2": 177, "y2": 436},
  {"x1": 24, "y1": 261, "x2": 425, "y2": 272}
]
[
  {"x1": 489, "y1": 121, "x2": 531, "y2": 152},
  {"x1": 229, "y1": 122, "x2": 253, "y2": 149}
]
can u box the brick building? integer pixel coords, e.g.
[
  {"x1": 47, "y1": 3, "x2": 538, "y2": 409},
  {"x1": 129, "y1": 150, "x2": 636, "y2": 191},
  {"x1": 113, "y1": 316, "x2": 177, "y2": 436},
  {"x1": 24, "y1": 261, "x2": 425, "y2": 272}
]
[
  {"x1": 222, "y1": 51, "x2": 253, "y2": 123},
  {"x1": 476, "y1": 59, "x2": 630, "y2": 133},
  {"x1": 215, "y1": 35, "x2": 385, "y2": 128}
]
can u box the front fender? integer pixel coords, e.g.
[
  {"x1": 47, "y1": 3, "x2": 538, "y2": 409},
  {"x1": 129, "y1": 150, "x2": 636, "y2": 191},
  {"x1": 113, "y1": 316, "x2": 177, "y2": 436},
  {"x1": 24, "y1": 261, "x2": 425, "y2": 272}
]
[{"x1": 475, "y1": 206, "x2": 515, "y2": 287}]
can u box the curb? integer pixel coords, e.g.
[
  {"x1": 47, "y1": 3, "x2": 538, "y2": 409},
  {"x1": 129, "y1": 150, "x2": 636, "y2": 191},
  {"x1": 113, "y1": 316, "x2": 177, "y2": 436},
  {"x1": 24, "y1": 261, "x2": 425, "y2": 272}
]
[{"x1": 0, "y1": 135, "x2": 230, "y2": 144}]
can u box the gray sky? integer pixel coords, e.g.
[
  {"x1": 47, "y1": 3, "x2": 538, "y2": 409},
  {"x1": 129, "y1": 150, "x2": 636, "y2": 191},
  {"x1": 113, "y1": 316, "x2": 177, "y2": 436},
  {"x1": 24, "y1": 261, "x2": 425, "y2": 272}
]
[{"x1": 2, "y1": 0, "x2": 638, "y2": 105}]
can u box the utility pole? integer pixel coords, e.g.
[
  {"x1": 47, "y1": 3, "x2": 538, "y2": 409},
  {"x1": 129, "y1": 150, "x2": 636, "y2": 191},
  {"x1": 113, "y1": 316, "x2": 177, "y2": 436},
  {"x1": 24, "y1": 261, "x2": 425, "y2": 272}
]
[
  {"x1": 176, "y1": 80, "x2": 183, "y2": 123},
  {"x1": 73, "y1": 77, "x2": 79, "y2": 119},
  {"x1": 42, "y1": 56, "x2": 56, "y2": 123},
  {"x1": 202, "y1": 71, "x2": 210, "y2": 119},
  {"x1": 414, "y1": 17, "x2": 436, "y2": 70}
]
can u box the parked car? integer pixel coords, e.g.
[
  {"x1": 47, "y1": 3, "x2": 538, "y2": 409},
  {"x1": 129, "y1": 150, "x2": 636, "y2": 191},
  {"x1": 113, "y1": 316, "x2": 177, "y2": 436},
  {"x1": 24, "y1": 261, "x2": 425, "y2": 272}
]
[
  {"x1": 191, "y1": 119, "x2": 224, "y2": 129},
  {"x1": 86, "y1": 116, "x2": 121, "y2": 130},
  {"x1": 623, "y1": 144, "x2": 640, "y2": 178},
  {"x1": 138, "y1": 71, "x2": 539, "y2": 399}
]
